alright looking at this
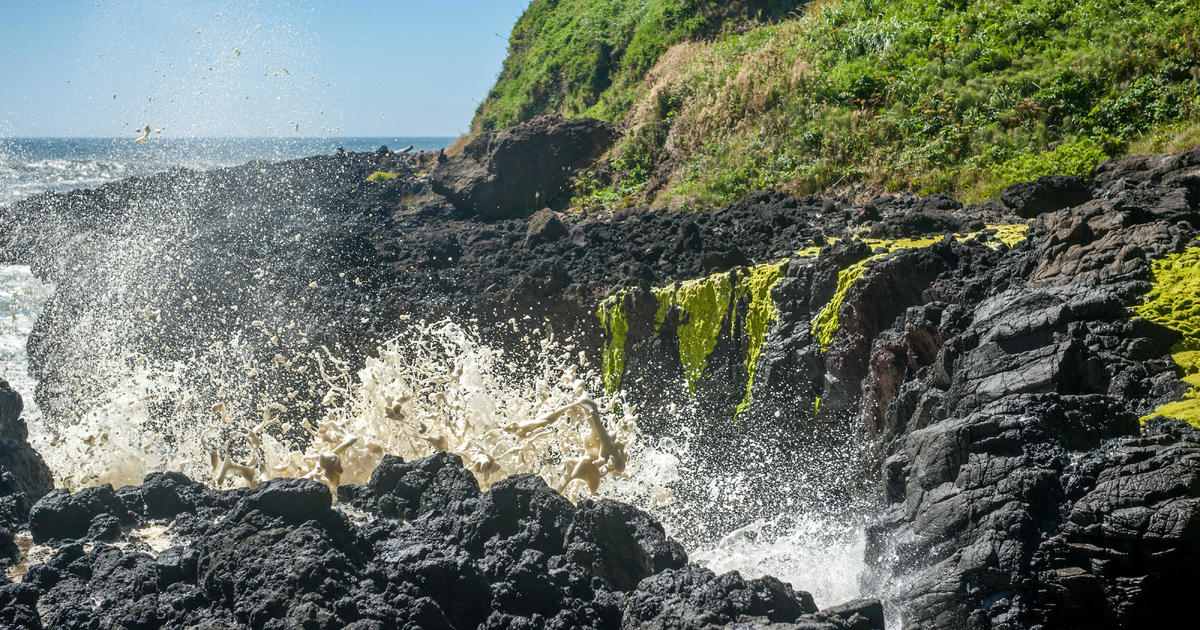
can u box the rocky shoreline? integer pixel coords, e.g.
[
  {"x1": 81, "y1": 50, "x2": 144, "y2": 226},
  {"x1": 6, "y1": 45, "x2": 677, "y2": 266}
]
[
  {"x1": 0, "y1": 392, "x2": 882, "y2": 629},
  {"x1": 0, "y1": 115, "x2": 1198, "y2": 628}
]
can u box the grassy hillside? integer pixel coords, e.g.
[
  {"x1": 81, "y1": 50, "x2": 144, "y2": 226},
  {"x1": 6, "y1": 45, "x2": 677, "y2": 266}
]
[
  {"x1": 478, "y1": 0, "x2": 1200, "y2": 209},
  {"x1": 472, "y1": 1, "x2": 803, "y2": 133}
]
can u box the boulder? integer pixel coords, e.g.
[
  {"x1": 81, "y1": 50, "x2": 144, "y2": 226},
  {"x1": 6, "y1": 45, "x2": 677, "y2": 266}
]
[
  {"x1": 524, "y1": 208, "x2": 570, "y2": 247},
  {"x1": 430, "y1": 115, "x2": 618, "y2": 218},
  {"x1": 29, "y1": 484, "x2": 134, "y2": 543},
  {"x1": 230, "y1": 477, "x2": 332, "y2": 524},
  {"x1": 1000, "y1": 175, "x2": 1092, "y2": 218},
  {"x1": 8, "y1": 450, "x2": 857, "y2": 629}
]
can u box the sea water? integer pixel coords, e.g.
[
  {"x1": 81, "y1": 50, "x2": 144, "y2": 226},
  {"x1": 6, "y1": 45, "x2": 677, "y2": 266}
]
[{"x1": 0, "y1": 136, "x2": 453, "y2": 205}]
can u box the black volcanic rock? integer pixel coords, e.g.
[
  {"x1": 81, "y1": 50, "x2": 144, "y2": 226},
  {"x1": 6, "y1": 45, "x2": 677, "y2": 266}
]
[
  {"x1": 29, "y1": 484, "x2": 135, "y2": 543},
  {"x1": 855, "y1": 150, "x2": 1200, "y2": 628},
  {"x1": 524, "y1": 207, "x2": 570, "y2": 247},
  {"x1": 1000, "y1": 174, "x2": 1093, "y2": 218},
  {"x1": 2, "y1": 456, "x2": 873, "y2": 629},
  {"x1": 430, "y1": 114, "x2": 618, "y2": 218},
  {"x1": 0, "y1": 380, "x2": 53, "y2": 562},
  {"x1": 339, "y1": 452, "x2": 481, "y2": 520},
  {"x1": 0, "y1": 381, "x2": 52, "y2": 505},
  {"x1": 5, "y1": 124, "x2": 1200, "y2": 630}
]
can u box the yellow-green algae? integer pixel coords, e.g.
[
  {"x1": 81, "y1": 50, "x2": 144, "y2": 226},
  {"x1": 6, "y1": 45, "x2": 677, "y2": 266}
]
[
  {"x1": 658, "y1": 274, "x2": 735, "y2": 391},
  {"x1": 811, "y1": 224, "x2": 1030, "y2": 353},
  {"x1": 812, "y1": 258, "x2": 871, "y2": 353},
  {"x1": 597, "y1": 294, "x2": 630, "y2": 394},
  {"x1": 596, "y1": 223, "x2": 1030, "y2": 413},
  {"x1": 1132, "y1": 246, "x2": 1200, "y2": 428},
  {"x1": 734, "y1": 260, "x2": 788, "y2": 414},
  {"x1": 366, "y1": 171, "x2": 401, "y2": 182},
  {"x1": 985, "y1": 224, "x2": 1031, "y2": 248}
]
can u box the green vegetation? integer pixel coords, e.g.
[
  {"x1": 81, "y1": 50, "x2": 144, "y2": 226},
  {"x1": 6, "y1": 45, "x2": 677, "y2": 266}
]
[
  {"x1": 365, "y1": 171, "x2": 400, "y2": 182},
  {"x1": 482, "y1": 0, "x2": 1200, "y2": 209},
  {"x1": 473, "y1": 1, "x2": 800, "y2": 133},
  {"x1": 812, "y1": 258, "x2": 871, "y2": 353},
  {"x1": 599, "y1": 263, "x2": 785, "y2": 406},
  {"x1": 655, "y1": 273, "x2": 735, "y2": 391},
  {"x1": 597, "y1": 295, "x2": 630, "y2": 394},
  {"x1": 734, "y1": 261, "x2": 787, "y2": 414},
  {"x1": 811, "y1": 226, "x2": 1029, "y2": 352},
  {"x1": 596, "y1": 224, "x2": 1028, "y2": 411},
  {"x1": 1132, "y1": 246, "x2": 1200, "y2": 428}
]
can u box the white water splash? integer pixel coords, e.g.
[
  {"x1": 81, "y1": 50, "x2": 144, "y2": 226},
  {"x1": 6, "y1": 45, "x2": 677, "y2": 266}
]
[
  {"x1": 692, "y1": 514, "x2": 867, "y2": 607},
  {"x1": 6, "y1": 261, "x2": 869, "y2": 608},
  {"x1": 0, "y1": 265, "x2": 53, "y2": 418},
  {"x1": 233, "y1": 320, "x2": 640, "y2": 500}
]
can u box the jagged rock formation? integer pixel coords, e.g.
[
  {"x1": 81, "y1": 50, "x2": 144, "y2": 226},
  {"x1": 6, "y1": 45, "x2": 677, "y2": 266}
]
[
  {"x1": 430, "y1": 115, "x2": 618, "y2": 218},
  {"x1": 1, "y1": 452, "x2": 882, "y2": 629},
  {"x1": 858, "y1": 148, "x2": 1200, "y2": 628},
  {"x1": 0, "y1": 380, "x2": 52, "y2": 564}
]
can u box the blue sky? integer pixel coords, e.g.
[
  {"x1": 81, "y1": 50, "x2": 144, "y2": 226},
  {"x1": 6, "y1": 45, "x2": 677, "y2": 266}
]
[{"x1": 0, "y1": 1, "x2": 530, "y2": 137}]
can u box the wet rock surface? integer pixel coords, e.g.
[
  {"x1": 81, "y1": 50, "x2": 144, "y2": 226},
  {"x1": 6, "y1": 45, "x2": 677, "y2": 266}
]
[
  {"x1": 0, "y1": 140, "x2": 1021, "y2": 435},
  {"x1": 856, "y1": 148, "x2": 1200, "y2": 628},
  {"x1": 0, "y1": 453, "x2": 877, "y2": 629},
  {"x1": 0, "y1": 380, "x2": 52, "y2": 564}
]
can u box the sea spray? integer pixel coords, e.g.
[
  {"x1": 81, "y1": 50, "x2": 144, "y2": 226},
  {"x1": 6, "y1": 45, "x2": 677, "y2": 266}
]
[
  {"x1": 16, "y1": 277, "x2": 872, "y2": 605},
  {"x1": 4, "y1": 160, "x2": 876, "y2": 609},
  {"x1": 249, "y1": 320, "x2": 640, "y2": 499},
  {"x1": 0, "y1": 265, "x2": 53, "y2": 419},
  {"x1": 691, "y1": 513, "x2": 868, "y2": 607}
]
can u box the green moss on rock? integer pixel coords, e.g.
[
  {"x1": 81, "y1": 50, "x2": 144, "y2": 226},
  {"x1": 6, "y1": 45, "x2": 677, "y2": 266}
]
[
  {"x1": 734, "y1": 260, "x2": 787, "y2": 414},
  {"x1": 366, "y1": 171, "x2": 400, "y2": 182},
  {"x1": 597, "y1": 294, "x2": 630, "y2": 394},
  {"x1": 811, "y1": 225, "x2": 1030, "y2": 353},
  {"x1": 667, "y1": 274, "x2": 735, "y2": 391},
  {"x1": 1133, "y1": 246, "x2": 1200, "y2": 428},
  {"x1": 811, "y1": 258, "x2": 870, "y2": 354},
  {"x1": 597, "y1": 224, "x2": 1030, "y2": 415}
]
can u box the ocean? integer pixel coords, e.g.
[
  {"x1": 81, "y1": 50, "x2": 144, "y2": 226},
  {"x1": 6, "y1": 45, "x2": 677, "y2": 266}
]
[{"x1": 0, "y1": 136, "x2": 455, "y2": 205}]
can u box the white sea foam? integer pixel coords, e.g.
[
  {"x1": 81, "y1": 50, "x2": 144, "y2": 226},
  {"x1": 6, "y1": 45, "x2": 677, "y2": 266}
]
[
  {"x1": 692, "y1": 514, "x2": 867, "y2": 607},
  {"x1": 8, "y1": 265, "x2": 869, "y2": 603}
]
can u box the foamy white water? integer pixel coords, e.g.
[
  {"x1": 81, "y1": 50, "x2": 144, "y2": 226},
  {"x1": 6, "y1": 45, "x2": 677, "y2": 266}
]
[
  {"x1": 3, "y1": 259, "x2": 869, "y2": 608},
  {"x1": 692, "y1": 514, "x2": 867, "y2": 607},
  {"x1": 0, "y1": 265, "x2": 53, "y2": 418}
]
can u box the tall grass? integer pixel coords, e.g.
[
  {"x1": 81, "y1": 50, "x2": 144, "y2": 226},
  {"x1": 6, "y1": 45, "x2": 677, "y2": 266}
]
[
  {"x1": 558, "y1": 0, "x2": 1200, "y2": 208},
  {"x1": 472, "y1": 1, "x2": 804, "y2": 133}
]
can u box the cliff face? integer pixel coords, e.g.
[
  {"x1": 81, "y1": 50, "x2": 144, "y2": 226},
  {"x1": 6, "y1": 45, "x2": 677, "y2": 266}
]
[{"x1": 595, "y1": 147, "x2": 1200, "y2": 627}]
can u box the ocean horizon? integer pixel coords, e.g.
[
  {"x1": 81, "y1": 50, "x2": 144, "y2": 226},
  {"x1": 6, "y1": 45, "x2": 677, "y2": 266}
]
[{"x1": 0, "y1": 135, "x2": 456, "y2": 205}]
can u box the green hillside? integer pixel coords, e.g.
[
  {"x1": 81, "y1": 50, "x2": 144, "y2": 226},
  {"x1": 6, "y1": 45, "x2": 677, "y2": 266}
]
[
  {"x1": 472, "y1": 1, "x2": 802, "y2": 133},
  {"x1": 475, "y1": 0, "x2": 1200, "y2": 209}
]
